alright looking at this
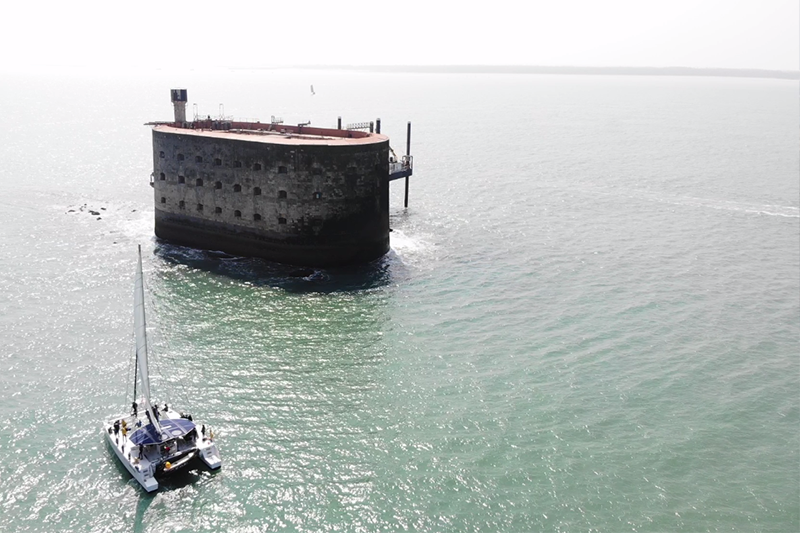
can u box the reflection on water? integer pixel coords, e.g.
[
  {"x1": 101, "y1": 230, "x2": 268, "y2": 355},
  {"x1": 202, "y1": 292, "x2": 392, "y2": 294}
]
[{"x1": 152, "y1": 241, "x2": 408, "y2": 294}]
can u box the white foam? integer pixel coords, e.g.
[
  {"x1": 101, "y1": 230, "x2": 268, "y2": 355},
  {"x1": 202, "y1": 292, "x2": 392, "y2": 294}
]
[{"x1": 390, "y1": 229, "x2": 426, "y2": 254}]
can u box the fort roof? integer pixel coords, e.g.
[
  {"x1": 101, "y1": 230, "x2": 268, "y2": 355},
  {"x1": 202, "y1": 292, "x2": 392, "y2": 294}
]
[{"x1": 151, "y1": 121, "x2": 388, "y2": 147}]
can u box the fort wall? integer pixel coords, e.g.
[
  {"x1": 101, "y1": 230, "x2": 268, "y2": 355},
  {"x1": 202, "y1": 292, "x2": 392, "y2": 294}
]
[{"x1": 151, "y1": 127, "x2": 390, "y2": 266}]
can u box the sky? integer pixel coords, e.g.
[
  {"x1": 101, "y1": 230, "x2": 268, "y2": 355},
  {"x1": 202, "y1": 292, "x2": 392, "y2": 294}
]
[{"x1": 1, "y1": 0, "x2": 797, "y2": 71}]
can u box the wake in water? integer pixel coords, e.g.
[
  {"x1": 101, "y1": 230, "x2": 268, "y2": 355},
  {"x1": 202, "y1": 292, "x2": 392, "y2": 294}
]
[
  {"x1": 580, "y1": 187, "x2": 799, "y2": 218},
  {"x1": 661, "y1": 195, "x2": 800, "y2": 218}
]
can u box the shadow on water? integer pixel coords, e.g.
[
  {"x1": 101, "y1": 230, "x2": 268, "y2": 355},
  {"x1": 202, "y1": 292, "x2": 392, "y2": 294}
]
[
  {"x1": 152, "y1": 241, "x2": 409, "y2": 294},
  {"x1": 123, "y1": 458, "x2": 219, "y2": 533},
  {"x1": 105, "y1": 440, "x2": 212, "y2": 532},
  {"x1": 131, "y1": 467, "x2": 213, "y2": 533},
  {"x1": 133, "y1": 491, "x2": 155, "y2": 533}
]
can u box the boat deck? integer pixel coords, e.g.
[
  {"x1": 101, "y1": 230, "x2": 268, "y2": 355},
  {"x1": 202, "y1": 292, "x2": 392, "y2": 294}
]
[{"x1": 105, "y1": 408, "x2": 220, "y2": 491}]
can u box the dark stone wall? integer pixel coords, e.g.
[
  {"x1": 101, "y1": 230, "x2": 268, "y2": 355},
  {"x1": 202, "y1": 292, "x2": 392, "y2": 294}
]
[{"x1": 152, "y1": 129, "x2": 390, "y2": 266}]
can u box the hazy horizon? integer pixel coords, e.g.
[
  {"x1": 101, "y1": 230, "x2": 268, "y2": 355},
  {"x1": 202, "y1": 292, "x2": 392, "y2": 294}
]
[
  {"x1": 3, "y1": 64, "x2": 796, "y2": 83},
  {"x1": 2, "y1": 1, "x2": 797, "y2": 72}
]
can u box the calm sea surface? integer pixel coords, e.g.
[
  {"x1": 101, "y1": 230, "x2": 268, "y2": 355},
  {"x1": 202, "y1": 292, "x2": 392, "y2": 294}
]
[{"x1": 0, "y1": 68, "x2": 797, "y2": 532}]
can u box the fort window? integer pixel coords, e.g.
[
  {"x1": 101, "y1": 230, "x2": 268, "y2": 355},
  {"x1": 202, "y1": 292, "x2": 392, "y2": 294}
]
[
  {"x1": 177, "y1": 153, "x2": 185, "y2": 161},
  {"x1": 195, "y1": 155, "x2": 203, "y2": 163},
  {"x1": 278, "y1": 166, "x2": 288, "y2": 174},
  {"x1": 234, "y1": 210, "x2": 242, "y2": 218},
  {"x1": 214, "y1": 207, "x2": 222, "y2": 214},
  {"x1": 313, "y1": 191, "x2": 322, "y2": 200},
  {"x1": 278, "y1": 190, "x2": 287, "y2": 199},
  {"x1": 233, "y1": 184, "x2": 242, "y2": 192},
  {"x1": 311, "y1": 167, "x2": 322, "y2": 176},
  {"x1": 253, "y1": 214, "x2": 262, "y2": 221},
  {"x1": 159, "y1": 151, "x2": 165, "y2": 158},
  {"x1": 253, "y1": 163, "x2": 262, "y2": 171},
  {"x1": 160, "y1": 197, "x2": 166, "y2": 204},
  {"x1": 179, "y1": 201, "x2": 185, "y2": 209},
  {"x1": 233, "y1": 161, "x2": 242, "y2": 168},
  {"x1": 214, "y1": 158, "x2": 222, "y2": 166},
  {"x1": 196, "y1": 179, "x2": 203, "y2": 187},
  {"x1": 253, "y1": 187, "x2": 261, "y2": 196},
  {"x1": 197, "y1": 203, "x2": 203, "y2": 212},
  {"x1": 159, "y1": 172, "x2": 165, "y2": 180},
  {"x1": 278, "y1": 217, "x2": 287, "y2": 225},
  {"x1": 215, "y1": 181, "x2": 222, "y2": 190},
  {"x1": 178, "y1": 175, "x2": 185, "y2": 184}
]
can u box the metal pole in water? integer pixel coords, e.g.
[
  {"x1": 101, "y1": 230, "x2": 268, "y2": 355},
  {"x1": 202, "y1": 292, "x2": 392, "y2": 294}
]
[{"x1": 404, "y1": 122, "x2": 411, "y2": 208}]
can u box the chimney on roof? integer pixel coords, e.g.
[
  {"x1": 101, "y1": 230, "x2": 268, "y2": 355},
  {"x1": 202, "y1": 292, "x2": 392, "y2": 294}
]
[{"x1": 170, "y1": 89, "x2": 188, "y2": 124}]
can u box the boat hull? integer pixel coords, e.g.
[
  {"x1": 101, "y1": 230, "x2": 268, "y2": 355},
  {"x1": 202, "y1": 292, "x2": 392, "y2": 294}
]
[
  {"x1": 104, "y1": 425, "x2": 159, "y2": 492},
  {"x1": 198, "y1": 439, "x2": 222, "y2": 469}
]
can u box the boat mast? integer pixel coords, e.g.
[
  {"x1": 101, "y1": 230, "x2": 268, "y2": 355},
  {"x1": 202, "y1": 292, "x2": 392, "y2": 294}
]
[
  {"x1": 134, "y1": 245, "x2": 161, "y2": 434},
  {"x1": 132, "y1": 349, "x2": 138, "y2": 412}
]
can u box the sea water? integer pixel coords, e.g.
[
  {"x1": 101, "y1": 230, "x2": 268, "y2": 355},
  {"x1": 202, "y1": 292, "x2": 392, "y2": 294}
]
[{"x1": 0, "y1": 68, "x2": 797, "y2": 532}]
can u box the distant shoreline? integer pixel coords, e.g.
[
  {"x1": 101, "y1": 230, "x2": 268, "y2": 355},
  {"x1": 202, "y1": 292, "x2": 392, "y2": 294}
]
[
  {"x1": 4, "y1": 64, "x2": 797, "y2": 81},
  {"x1": 285, "y1": 65, "x2": 800, "y2": 80}
]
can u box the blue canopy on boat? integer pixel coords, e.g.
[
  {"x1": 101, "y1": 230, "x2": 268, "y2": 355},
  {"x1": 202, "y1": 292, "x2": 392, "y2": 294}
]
[{"x1": 130, "y1": 418, "x2": 196, "y2": 445}]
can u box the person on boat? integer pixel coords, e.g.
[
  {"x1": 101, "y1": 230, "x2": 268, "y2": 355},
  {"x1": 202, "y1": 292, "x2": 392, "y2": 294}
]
[{"x1": 132, "y1": 402, "x2": 138, "y2": 417}]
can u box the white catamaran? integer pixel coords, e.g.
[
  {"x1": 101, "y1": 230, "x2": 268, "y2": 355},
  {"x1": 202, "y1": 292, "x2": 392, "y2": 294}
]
[{"x1": 104, "y1": 245, "x2": 221, "y2": 492}]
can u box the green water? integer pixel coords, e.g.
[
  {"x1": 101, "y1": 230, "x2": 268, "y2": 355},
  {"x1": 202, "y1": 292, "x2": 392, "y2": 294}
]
[{"x1": 0, "y1": 69, "x2": 797, "y2": 532}]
